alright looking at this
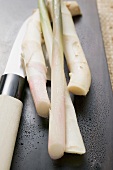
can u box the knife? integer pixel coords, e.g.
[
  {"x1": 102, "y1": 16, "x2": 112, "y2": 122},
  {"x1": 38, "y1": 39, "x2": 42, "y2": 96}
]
[{"x1": 0, "y1": 18, "x2": 29, "y2": 170}]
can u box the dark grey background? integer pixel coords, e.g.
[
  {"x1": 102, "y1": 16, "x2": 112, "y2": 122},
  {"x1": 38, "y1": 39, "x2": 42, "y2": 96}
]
[{"x1": 0, "y1": 0, "x2": 113, "y2": 170}]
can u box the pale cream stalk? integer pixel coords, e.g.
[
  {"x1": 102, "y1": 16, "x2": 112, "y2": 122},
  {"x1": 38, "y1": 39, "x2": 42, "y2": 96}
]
[
  {"x1": 42, "y1": 42, "x2": 86, "y2": 154},
  {"x1": 62, "y1": 3, "x2": 91, "y2": 95},
  {"x1": 39, "y1": 0, "x2": 86, "y2": 157},
  {"x1": 22, "y1": 9, "x2": 50, "y2": 118},
  {"x1": 48, "y1": 0, "x2": 65, "y2": 159},
  {"x1": 64, "y1": 79, "x2": 85, "y2": 154}
]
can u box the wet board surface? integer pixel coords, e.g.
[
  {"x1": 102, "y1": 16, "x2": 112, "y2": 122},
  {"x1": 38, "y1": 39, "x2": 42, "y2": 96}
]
[{"x1": 0, "y1": 0, "x2": 113, "y2": 170}]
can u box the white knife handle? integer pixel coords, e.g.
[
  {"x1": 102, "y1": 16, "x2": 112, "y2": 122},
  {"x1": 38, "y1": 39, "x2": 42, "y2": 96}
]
[{"x1": 0, "y1": 95, "x2": 23, "y2": 170}]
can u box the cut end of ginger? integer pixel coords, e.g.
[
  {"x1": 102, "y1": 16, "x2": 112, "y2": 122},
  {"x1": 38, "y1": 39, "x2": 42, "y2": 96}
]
[
  {"x1": 48, "y1": 144, "x2": 64, "y2": 159},
  {"x1": 67, "y1": 84, "x2": 88, "y2": 96},
  {"x1": 65, "y1": 145, "x2": 86, "y2": 155},
  {"x1": 67, "y1": 63, "x2": 91, "y2": 96},
  {"x1": 37, "y1": 101, "x2": 50, "y2": 118}
]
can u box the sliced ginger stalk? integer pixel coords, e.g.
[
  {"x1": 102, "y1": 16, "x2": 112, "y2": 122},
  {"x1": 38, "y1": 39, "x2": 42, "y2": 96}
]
[
  {"x1": 62, "y1": 3, "x2": 91, "y2": 95},
  {"x1": 43, "y1": 47, "x2": 86, "y2": 154},
  {"x1": 48, "y1": 0, "x2": 65, "y2": 159},
  {"x1": 43, "y1": 44, "x2": 86, "y2": 154},
  {"x1": 22, "y1": 9, "x2": 50, "y2": 118},
  {"x1": 39, "y1": 0, "x2": 86, "y2": 158},
  {"x1": 43, "y1": 42, "x2": 86, "y2": 154},
  {"x1": 65, "y1": 79, "x2": 85, "y2": 154}
]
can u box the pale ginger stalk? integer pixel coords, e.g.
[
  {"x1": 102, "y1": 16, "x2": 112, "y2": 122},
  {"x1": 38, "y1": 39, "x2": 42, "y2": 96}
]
[
  {"x1": 43, "y1": 48, "x2": 86, "y2": 154},
  {"x1": 40, "y1": 0, "x2": 85, "y2": 157},
  {"x1": 22, "y1": 9, "x2": 50, "y2": 118},
  {"x1": 47, "y1": 0, "x2": 81, "y2": 20},
  {"x1": 49, "y1": 0, "x2": 65, "y2": 159},
  {"x1": 42, "y1": 40, "x2": 86, "y2": 154},
  {"x1": 64, "y1": 79, "x2": 85, "y2": 154},
  {"x1": 62, "y1": 3, "x2": 91, "y2": 95},
  {"x1": 39, "y1": 0, "x2": 85, "y2": 157}
]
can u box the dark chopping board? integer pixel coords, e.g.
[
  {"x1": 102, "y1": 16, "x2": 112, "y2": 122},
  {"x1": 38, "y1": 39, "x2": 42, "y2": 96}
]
[{"x1": 0, "y1": 0, "x2": 113, "y2": 170}]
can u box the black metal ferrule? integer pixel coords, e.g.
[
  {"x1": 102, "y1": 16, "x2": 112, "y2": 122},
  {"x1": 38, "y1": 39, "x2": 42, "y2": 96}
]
[{"x1": 0, "y1": 74, "x2": 25, "y2": 101}]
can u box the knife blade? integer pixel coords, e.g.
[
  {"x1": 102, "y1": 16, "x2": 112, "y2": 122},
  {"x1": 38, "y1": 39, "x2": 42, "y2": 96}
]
[{"x1": 0, "y1": 18, "x2": 29, "y2": 170}]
